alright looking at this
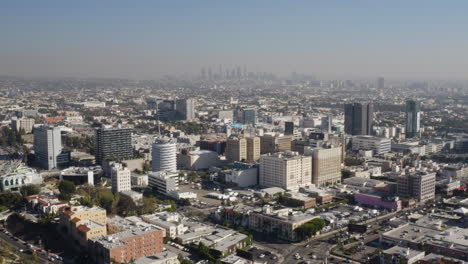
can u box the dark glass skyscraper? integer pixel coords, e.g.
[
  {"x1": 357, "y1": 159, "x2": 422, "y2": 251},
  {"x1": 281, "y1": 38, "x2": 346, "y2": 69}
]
[
  {"x1": 284, "y1": 121, "x2": 294, "y2": 135},
  {"x1": 405, "y1": 100, "x2": 421, "y2": 138},
  {"x1": 95, "y1": 127, "x2": 133, "y2": 165},
  {"x1": 344, "y1": 103, "x2": 374, "y2": 135}
]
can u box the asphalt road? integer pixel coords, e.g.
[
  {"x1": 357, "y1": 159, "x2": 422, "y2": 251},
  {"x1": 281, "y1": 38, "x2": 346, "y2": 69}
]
[
  {"x1": 0, "y1": 226, "x2": 61, "y2": 264},
  {"x1": 254, "y1": 209, "x2": 411, "y2": 264}
]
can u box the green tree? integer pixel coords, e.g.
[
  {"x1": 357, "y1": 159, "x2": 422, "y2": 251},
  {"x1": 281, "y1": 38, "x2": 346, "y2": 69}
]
[
  {"x1": 188, "y1": 172, "x2": 198, "y2": 182},
  {"x1": 142, "y1": 162, "x2": 151, "y2": 173},
  {"x1": 341, "y1": 170, "x2": 352, "y2": 179},
  {"x1": 96, "y1": 190, "x2": 117, "y2": 214},
  {"x1": 137, "y1": 196, "x2": 159, "y2": 215},
  {"x1": 78, "y1": 196, "x2": 94, "y2": 207},
  {"x1": 116, "y1": 194, "x2": 137, "y2": 217},
  {"x1": 296, "y1": 218, "x2": 326, "y2": 240},
  {"x1": 164, "y1": 200, "x2": 177, "y2": 212},
  {"x1": 20, "y1": 184, "x2": 41, "y2": 197},
  {"x1": 58, "y1": 180, "x2": 76, "y2": 201},
  {"x1": 0, "y1": 191, "x2": 23, "y2": 209}
]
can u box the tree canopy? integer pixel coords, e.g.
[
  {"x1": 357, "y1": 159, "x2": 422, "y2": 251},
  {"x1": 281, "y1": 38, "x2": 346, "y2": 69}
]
[
  {"x1": 296, "y1": 218, "x2": 326, "y2": 240},
  {"x1": 58, "y1": 180, "x2": 76, "y2": 201},
  {"x1": 20, "y1": 184, "x2": 40, "y2": 197}
]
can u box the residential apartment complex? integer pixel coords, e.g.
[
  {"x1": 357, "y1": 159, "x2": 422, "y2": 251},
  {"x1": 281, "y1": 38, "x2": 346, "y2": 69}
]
[{"x1": 59, "y1": 206, "x2": 107, "y2": 247}]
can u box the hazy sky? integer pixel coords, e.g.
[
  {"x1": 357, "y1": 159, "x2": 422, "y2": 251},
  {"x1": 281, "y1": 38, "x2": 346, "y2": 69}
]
[{"x1": 1, "y1": 1, "x2": 468, "y2": 79}]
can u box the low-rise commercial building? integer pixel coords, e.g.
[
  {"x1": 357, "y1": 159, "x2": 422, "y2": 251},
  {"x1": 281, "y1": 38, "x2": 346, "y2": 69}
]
[
  {"x1": 177, "y1": 149, "x2": 219, "y2": 170},
  {"x1": 352, "y1": 136, "x2": 391, "y2": 155},
  {"x1": 248, "y1": 205, "x2": 319, "y2": 241},
  {"x1": 0, "y1": 166, "x2": 42, "y2": 192}
]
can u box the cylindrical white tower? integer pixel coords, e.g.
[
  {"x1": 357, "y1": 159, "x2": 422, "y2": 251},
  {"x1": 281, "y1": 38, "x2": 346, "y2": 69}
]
[{"x1": 152, "y1": 140, "x2": 177, "y2": 172}]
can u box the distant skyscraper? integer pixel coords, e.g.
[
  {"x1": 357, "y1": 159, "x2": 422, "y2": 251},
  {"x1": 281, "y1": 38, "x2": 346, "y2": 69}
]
[
  {"x1": 405, "y1": 100, "x2": 421, "y2": 138},
  {"x1": 152, "y1": 140, "x2": 177, "y2": 172},
  {"x1": 34, "y1": 125, "x2": 64, "y2": 170},
  {"x1": 208, "y1": 67, "x2": 212, "y2": 80},
  {"x1": 344, "y1": 103, "x2": 374, "y2": 135},
  {"x1": 176, "y1": 98, "x2": 196, "y2": 121},
  {"x1": 377, "y1": 77, "x2": 385, "y2": 89},
  {"x1": 236, "y1": 66, "x2": 241, "y2": 78},
  {"x1": 95, "y1": 127, "x2": 133, "y2": 166},
  {"x1": 321, "y1": 115, "x2": 332, "y2": 133},
  {"x1": 243, "y1": 66, "x2": 247, "y2": 78},
  {"x1": 284, "y1": 121, "x2": 294, "y2": 135},
  {"x1": 242, "y1": 108, "x2": 257, "y2": 125},
  {"x1": 201, "y1": 67, "x2": 206, "y2": 79}
]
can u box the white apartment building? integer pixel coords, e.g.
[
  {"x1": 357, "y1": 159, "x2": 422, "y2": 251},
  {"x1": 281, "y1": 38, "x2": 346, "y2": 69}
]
[
  {"x1": 259, "y1": 152, "x2": 311, "y2": 190},
  {"x1": 111, "y1": 163, "x2": 131, "y2": 193},
  {"x1": 352, "y1": 136, "x2": 391, "y2": 155}
]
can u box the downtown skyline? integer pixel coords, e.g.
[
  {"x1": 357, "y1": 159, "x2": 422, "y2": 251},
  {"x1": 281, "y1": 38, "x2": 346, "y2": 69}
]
[{"x1": 1, "y1": 1, "x2": 468, "y2": 80}]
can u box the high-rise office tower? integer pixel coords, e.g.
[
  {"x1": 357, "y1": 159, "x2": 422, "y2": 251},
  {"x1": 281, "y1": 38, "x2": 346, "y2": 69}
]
[
  {"x1": 284, "y1": 121, "x2": 294, "y2": 136},
  {"x1": 321, "y1": 115, "x2": 332, "y2": 133},
  {"x1": 377, "y1": 77, "x2": 384, "y2": 89},
  {"x1": 259, "y1": 152, "x2": 312, "y2": 190},
  {"x1": 242, "y1": 108, "x2": 257, "y2": 125},
  {"x1": 201, "y1": 67, "x2": 206, "y2": 80},
  {"x1": 176, "y1": 98, "x2": 196, "y2": 121},
  {"x1": 208, "y1": 67, "x2": 212, "y2": 80},
  {"x1": 95, "y1": 127, "x2": 133, "y2": 166},
  {"x1": 344, "y1": 103, "x2": 374, "y2": 135},
  {"x1": 111, "y1": 163, "x2": 131, "y2": 193},
  {"x1": 34, "y1": 125, "x2": 63, "y2": 170},
  {"x1": 306, "y1": 147, "x2": 342, "y2": 186},
  {"x1": 260, "y1": 135, "x2": 293, "y2": 154},
  {"x1": 225, "y1": 137, "x2": 247, "y2": 163},
  {"x1": 246, "y1": 137, "x2": 261, "y2": 163},
  {"x1": 236, "y1": 66, "x2": 241, "y2": 78},
  {"x1": 405, "y1": 100, "x2": 421, "y2": 138},
  {"x1": 152, "y1": 140, "x2": 177, "y2": 172}
]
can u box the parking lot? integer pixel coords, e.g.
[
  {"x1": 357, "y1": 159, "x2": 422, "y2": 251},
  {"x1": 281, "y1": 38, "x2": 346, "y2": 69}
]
[{"x1": 179, "y1": 183, "x2": 223, "y2": 207}]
